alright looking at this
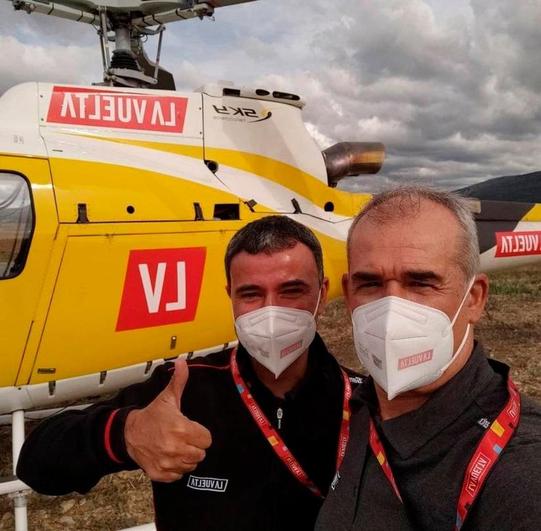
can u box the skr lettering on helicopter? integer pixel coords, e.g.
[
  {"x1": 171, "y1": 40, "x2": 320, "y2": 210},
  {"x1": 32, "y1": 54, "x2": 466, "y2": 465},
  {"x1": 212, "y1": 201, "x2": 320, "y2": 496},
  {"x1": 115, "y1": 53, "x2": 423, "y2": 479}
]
[{"x1": 212, "y1": 104, "x2": 272, "y2": 123}]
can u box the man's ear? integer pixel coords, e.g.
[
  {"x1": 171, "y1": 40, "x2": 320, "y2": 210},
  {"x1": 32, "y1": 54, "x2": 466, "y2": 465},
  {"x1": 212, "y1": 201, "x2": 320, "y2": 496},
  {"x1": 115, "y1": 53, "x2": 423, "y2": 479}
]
[
  {"x1": 225, "y1": 284, "x2": 231, "y2": 298},
  {"x1": 317, "y1": 277, "x2": 330, "y2": 316},
  {"x1": 467, "y1": 273, "x2": 489, "y2": 324}
]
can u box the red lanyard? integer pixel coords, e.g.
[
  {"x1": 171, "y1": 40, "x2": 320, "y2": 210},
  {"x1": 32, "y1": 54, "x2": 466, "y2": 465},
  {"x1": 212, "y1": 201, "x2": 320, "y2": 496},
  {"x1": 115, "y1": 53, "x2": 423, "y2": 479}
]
[
  {"x1": 368, "y1": 376, "x2": 521, "y2": 530},
  {"x1": 368, "y1": 417, "x2": 403, "y2": 502},
  {"x1": 230, "y1": 348, "x2": 352, "y2": 498}
]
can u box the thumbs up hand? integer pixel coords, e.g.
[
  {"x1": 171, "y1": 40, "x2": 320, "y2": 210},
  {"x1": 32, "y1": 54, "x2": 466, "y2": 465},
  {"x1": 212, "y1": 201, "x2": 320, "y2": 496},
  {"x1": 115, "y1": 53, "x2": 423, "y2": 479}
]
[{"x1": 124, "y1": 358, "x2": 212, "y2": 482}]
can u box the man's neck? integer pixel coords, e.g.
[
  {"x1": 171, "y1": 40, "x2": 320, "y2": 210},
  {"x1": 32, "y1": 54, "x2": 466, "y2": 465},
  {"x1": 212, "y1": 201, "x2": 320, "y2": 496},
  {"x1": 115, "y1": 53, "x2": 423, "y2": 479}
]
[
  {"x1": 375, "y1": 339, "x2": 475, "y2": 420},
  {"x1": 375, "y1": 386, "x2": 430, "y2": 420},
  {"x1": 250, "y1": 351, "x2": 309, "y2": 399}
]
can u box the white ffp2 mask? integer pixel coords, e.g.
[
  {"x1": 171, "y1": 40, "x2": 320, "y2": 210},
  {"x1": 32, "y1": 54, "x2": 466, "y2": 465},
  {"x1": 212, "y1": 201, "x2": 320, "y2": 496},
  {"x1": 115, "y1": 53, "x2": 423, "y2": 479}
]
[
  {"x1": 234, "y1": 297, "x2": 320, "y2": 378},
  {"x1": 351, "y1": 279, "x2": 474, "y2": 400}
]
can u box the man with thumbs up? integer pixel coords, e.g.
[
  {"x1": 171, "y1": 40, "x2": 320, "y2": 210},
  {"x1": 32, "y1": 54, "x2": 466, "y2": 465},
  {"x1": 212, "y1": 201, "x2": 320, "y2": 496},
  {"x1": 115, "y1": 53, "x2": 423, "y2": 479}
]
[{"x1": 17, "y1": 216, "x2": 359, "y2": 531}]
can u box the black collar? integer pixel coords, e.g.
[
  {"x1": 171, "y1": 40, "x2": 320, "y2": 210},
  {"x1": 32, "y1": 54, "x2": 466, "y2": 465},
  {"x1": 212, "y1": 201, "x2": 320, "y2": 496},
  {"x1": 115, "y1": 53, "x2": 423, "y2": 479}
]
[
  {"x1": 236, "y1": 333, "x2": 338, "y2": 405},
  {"x1": 353, "y1": 342, "x2": 507, "y2": 459}
]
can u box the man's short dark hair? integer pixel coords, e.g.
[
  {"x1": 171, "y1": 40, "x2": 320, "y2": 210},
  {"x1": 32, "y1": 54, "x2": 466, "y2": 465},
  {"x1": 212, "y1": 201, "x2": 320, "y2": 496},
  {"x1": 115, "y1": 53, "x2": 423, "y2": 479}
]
[{"x1": 225, "y1": 216, "x2": 324, "y2": 284}]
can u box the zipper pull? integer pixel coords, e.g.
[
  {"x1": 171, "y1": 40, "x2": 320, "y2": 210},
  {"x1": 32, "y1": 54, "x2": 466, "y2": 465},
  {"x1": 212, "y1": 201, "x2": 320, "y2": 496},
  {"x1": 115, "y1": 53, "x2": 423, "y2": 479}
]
[{"x1": 276, "y1": 407, "x2": 283, "y2": 430}]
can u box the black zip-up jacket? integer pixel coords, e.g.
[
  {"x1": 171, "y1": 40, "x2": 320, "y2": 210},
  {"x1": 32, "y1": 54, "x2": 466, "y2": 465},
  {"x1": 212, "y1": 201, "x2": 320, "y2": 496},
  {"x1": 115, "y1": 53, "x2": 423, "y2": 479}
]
[
  {"x1": 316, "y1": 343, "x2": 541, "y2": 531},
  {"x1": 17, "y1": 334, "x2": 360, "y2": 531}
]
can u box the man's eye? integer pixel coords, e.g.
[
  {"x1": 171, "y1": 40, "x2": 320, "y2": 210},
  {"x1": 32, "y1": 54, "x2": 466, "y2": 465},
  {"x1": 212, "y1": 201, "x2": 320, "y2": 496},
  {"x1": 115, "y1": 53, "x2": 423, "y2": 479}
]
[
  {"x1": 280, "y1": 288, "x2": 304, "y2": 297},
  {"x1": 354, "y1": 282, "x2": 379, "y2": 290},
  {"x1": 240, "y1": 292, "x2": 260, "y2": 299},
  {"x1": 410, "y1": 281, "x2": 433, "y2": 288}
]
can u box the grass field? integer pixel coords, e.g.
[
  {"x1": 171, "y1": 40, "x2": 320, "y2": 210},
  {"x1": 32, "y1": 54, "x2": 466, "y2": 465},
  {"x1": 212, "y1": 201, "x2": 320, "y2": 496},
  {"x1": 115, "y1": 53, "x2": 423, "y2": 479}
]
[{"x1": 1, "y1": 265, "x2": 540, "y2": 530}]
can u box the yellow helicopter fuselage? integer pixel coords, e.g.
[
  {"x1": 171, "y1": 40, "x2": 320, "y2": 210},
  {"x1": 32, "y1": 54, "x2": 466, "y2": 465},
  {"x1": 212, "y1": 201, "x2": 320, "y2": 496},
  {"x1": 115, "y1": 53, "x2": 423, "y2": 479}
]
[
  {"x1": 0, "y1": 82, "x2": 540, "y2": 414},
  {"x1": 0, "y1": 82, "x2": 374, "y2": 412}
]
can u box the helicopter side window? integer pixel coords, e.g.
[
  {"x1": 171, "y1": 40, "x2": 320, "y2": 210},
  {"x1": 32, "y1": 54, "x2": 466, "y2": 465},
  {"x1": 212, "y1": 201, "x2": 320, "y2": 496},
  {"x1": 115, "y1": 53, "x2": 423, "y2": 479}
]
[{"x1": 0, "y1": 173, "x2": 34, "y2": 279}]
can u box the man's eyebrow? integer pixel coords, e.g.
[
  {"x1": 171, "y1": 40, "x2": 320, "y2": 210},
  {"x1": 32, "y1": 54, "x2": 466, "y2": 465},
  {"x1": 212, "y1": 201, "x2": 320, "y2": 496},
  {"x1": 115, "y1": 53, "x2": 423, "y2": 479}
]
[
  {"x1": 279, "y1": 279, "x2": 310, "y2": 289},
  {"x1": 350, "y1": 271, "x2": 444, "y2": 283},
  {"x1": 404, "y1": 270, "x2": 443, "y2": 283},
  {"x1": 234, "y1": 284, "x2": 261, "y2": 295},
  {"x1": 350, "y1": 272, "x2": 382, "y2": 283}
]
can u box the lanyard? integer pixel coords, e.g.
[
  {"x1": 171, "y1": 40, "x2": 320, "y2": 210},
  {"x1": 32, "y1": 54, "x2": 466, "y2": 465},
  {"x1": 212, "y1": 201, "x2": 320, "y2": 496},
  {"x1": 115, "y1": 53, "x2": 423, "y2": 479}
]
[
  {"x1": 368, "y1": 376, "x2": 521, "y2": 530},
  {"x1": 230, "y1": 348, "x2": 352, "y2": 498}
]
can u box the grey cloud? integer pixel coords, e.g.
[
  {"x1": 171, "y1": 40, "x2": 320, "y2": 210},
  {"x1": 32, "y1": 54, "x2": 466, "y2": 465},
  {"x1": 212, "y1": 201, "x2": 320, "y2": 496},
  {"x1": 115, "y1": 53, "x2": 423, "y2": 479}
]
[
  {"x1": 0, "y1": 3, "x2": 96, "y2": 45},
  {"x1": 294, "y1": 0, "x2": 541, "y2": 189},
  {"x1": 0, "y1": 0, "x2": 540, "y2": 190}
]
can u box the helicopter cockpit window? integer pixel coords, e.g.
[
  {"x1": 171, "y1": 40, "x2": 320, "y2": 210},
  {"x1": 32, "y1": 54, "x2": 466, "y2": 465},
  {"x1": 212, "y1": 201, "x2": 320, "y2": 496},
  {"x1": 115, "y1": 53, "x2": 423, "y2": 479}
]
[{"x1": 0, "y1": 173, "x2": 34, "y2": 279}]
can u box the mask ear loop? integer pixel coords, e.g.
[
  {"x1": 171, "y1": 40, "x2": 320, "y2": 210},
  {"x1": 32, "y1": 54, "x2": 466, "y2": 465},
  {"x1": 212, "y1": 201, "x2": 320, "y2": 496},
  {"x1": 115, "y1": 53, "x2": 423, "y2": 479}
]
[
  {"x1": 450, "y1": 276, "x2": 476, "y2": 327},
  {"x1": 313, "y1": 287, "x2": 323, "y2": 318},
  {"x1": 448, "y1": 276, "x2": 476, "y2": 360}
]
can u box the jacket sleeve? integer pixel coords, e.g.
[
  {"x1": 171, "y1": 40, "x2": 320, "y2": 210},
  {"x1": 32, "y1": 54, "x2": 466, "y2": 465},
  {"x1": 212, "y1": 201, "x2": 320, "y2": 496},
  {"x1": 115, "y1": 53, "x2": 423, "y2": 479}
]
[{"x1": 16, "y1": 362, "x2": 174, "y2": 495}]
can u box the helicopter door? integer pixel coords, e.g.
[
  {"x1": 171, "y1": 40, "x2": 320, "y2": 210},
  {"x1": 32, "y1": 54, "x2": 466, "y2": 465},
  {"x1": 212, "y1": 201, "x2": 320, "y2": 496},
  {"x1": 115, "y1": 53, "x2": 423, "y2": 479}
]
[
  {"x1": 0, "y1": 157, "x2": 57, "y2": 388},
  {"x1": 27, "y1": 223, "x2": 238, "y2": 384}
]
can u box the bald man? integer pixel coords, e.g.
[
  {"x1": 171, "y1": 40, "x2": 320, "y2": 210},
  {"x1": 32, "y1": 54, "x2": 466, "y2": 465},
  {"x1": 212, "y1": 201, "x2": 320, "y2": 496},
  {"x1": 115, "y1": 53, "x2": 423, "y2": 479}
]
[{"x1": 317, "y1": 186, "x2": 541, "y2": 531}]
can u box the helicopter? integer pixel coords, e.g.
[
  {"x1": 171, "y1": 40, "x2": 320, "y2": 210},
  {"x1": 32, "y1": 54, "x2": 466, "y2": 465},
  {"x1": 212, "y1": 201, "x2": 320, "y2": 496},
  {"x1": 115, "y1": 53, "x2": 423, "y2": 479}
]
[
  {"x1": 0, "y1": 0, "x2": 540, "y2": 414},
  {"x1": 0, "y1": 1, "x2": 540, "y2": 528},
  {"x1": 0, "y1": 0, "x2": 390, "y2": 416}
]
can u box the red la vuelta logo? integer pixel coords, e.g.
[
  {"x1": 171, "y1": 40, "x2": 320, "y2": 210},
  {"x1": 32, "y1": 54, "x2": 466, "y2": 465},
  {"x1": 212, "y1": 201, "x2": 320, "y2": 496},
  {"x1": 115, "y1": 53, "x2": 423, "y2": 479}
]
[
  {"x1": 46, "y1": 86, "x2": 188, "y2": 133},
  {"x1": 116, "y1": 248, "x2": 206, "y2": 331},
  {"x1": 495, "y1": 230, "x2": 541, "y2": 257}
]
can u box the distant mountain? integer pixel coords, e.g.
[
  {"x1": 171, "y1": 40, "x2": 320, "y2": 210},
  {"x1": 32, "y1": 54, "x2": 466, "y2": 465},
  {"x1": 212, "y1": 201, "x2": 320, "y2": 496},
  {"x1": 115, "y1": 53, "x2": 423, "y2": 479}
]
[{"x1": 456, "y1": 171, "x2": 541, "y2": 202}]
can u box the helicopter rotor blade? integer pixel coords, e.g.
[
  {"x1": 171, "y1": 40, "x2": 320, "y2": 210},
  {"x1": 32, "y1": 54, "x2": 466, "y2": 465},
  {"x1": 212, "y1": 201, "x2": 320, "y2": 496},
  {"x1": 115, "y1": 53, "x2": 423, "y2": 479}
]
[
  {"x1": 8, "y1": 1, "x2": 260, "y2": 27},
  {"x1": 10, "y1": 0, "x2": 99, "y2": 25}
]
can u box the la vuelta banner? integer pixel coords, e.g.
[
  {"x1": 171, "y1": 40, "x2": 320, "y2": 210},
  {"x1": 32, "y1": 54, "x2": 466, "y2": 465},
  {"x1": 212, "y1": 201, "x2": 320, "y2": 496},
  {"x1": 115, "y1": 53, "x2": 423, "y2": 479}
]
[
  {"x1": 46, "y1": 86, "x2": 188, "y2": 133},
  {"x1": 116, "y1": 247, "x2": 206, "y2": 331},
  {"x1": 495, "y1": 230, "x2": 541, "y2": 257}
]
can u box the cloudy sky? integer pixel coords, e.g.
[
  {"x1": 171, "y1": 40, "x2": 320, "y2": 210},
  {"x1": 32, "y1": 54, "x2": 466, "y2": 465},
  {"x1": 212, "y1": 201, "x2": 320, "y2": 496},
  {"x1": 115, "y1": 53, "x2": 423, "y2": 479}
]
[{"x1": 1, "y1": 0, "x2": 540, "y2": 191}]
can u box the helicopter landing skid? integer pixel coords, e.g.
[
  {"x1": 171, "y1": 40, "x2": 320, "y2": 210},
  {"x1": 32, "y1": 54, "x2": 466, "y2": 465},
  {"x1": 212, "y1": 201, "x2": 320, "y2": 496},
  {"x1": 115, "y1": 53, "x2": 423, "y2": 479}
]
[{"x1": 0, "y1": 410, "x2": 157, "y2": 531}]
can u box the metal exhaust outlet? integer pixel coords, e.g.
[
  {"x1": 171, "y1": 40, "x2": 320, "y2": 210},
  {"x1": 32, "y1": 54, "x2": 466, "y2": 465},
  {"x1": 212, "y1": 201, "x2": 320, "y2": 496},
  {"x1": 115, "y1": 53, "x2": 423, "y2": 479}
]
[{"x1": 323, "y1": 142, "x2": 385, "y2": 187}]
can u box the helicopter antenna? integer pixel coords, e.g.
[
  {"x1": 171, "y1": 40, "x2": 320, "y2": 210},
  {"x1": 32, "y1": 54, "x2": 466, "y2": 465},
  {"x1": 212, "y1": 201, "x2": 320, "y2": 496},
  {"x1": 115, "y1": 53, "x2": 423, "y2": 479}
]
[{"x1": 8, "y1": 1, "x2": 258, "y2": 89}]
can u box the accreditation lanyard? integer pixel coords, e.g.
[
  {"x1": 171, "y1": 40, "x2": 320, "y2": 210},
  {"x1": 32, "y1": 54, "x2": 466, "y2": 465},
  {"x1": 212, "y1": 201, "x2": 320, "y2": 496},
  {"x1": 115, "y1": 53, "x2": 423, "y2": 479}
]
[
  {"x1": 368, "y1": 376, "x2": 521, "y2": 530},
  {"x1": 230, "y1": 348, "x2": 352, "y2": 499}
]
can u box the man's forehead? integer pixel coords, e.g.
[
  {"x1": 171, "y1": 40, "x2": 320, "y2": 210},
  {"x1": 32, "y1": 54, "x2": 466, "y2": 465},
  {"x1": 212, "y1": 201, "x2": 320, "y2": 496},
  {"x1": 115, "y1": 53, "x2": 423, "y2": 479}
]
[
  {"x1": 229, "y1": 243, "x2": 319, "y2": 283},
  {"x1": 349, "y1": 203, "x2": 461, "y2": 270},
  {"x1": 353, "y1": 201, "x2": 459, "y2": 244}
]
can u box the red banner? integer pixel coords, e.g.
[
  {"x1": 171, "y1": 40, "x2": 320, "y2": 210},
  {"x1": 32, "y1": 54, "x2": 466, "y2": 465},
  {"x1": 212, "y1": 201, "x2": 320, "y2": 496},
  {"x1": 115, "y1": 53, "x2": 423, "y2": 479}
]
[
  {"x1": 116, "y1": 247, "x2": 206, "y2": 331},
  {"x1": 495, "y1": 230, "x2": 541, "y2": 257},
  {"x1": 46, "y1": 86, "x2": 188, "y2": 133}
]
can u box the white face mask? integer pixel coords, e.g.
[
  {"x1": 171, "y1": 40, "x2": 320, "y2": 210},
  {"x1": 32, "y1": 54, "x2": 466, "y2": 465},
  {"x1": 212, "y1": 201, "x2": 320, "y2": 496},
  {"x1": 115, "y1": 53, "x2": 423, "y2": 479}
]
[
  {"x1": 234, "y1": 293, "x2": 320, "y2": 379},
  {"x1": 351, "y1": 278, "x2": 474, "y2": 400}
]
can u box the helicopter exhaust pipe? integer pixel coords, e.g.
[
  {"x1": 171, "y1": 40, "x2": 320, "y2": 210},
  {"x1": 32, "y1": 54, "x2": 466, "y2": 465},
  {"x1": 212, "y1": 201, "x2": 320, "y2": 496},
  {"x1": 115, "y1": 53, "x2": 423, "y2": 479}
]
[{"x1": 323, "y1": 142, "x2": 385, "y2": 187}]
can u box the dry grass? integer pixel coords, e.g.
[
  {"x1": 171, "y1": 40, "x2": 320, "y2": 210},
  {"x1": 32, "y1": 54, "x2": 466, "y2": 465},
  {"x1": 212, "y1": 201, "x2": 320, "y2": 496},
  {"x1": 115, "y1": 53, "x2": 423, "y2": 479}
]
[{"x1": 1, "y1": 265, "x2": 540, "y2": 530}]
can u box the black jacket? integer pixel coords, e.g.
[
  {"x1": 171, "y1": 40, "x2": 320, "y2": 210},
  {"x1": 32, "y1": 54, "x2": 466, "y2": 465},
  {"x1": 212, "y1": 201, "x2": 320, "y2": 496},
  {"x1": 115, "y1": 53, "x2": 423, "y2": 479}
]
[
  {"x1": 316, "y1": 343, "x2": 541, "y2": 531},
  {"x1": 17, "y1": 334, "x2": 360, "y2": 531}
]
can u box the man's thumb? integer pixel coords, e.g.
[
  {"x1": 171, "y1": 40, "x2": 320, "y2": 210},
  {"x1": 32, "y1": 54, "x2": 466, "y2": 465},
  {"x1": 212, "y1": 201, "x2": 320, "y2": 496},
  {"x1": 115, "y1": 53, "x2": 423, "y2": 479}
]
[{"x1": 165, "y1": 357, "x2": 189, "y2": 408}]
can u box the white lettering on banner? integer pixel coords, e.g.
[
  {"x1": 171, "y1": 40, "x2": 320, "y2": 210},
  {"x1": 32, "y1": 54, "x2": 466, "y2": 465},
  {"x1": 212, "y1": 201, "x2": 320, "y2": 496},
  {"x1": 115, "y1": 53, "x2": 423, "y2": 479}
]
[
  {"x1": 134, "y1": 99, "x2": 147, "y2": 123},
  {"x1": 496, "y1": 231, "x2": 541, "y2": 257},
  {"x1": 165, "y1": 262, "x2": 187, "y2": 312},
  {"x1": 47, "y1": 87, "x2": 188, "y2": 133},
  {"x1": 187, "y1": 475, "x2": 229, "y2": 493},
  {"x1": 60, "y1": 94, "x2": 76, "y2": 118},
  {"x1": 138, "y1": 261, "x2": 187, "y2": 314},
  {"x1": 58, "y1": 93, "x2": 178, "y2": 127}
]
